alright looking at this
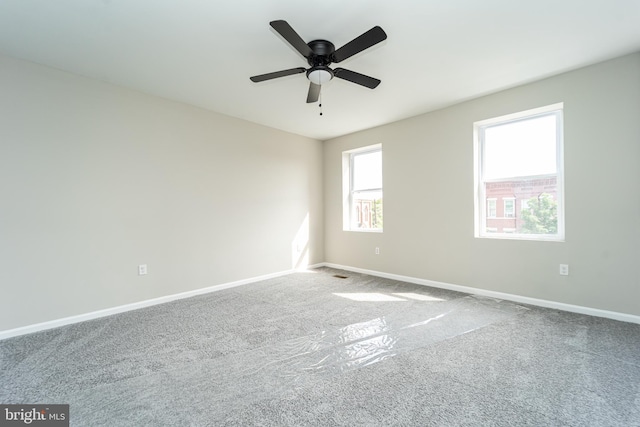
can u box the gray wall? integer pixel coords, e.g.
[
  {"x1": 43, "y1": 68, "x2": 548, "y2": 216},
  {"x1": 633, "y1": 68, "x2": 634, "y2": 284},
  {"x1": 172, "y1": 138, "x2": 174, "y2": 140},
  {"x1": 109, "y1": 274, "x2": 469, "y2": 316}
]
[
  {"x1": 324, "y1": 53, "x2": 640, "y2": 316},
  {"x1": 0, "y1": 55, "x2": 323, "y2": 331}
]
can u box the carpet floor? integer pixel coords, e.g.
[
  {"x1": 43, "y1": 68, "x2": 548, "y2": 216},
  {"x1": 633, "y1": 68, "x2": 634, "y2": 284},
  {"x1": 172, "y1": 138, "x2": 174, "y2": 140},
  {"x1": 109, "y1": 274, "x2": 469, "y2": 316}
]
[{"x1": 1, "y1": 267, "x2": 639, "y2": 426}]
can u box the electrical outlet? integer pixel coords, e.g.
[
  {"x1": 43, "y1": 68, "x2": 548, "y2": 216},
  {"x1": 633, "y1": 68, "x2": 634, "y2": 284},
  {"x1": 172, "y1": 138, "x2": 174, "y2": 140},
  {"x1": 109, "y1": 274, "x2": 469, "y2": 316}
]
[
  {"x1": 375, "y1": 247, "x2": 380, "y2": 255},
  {"x1": 559, "y1": 264, "x2": 569, "y2": 276},
  {"x1": 138, "y1": 264, "x2": 148, "y2": 275}
]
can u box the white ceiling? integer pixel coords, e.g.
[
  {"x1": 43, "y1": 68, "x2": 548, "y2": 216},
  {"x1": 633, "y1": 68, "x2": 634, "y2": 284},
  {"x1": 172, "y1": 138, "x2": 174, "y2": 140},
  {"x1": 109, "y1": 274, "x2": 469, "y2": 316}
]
[{"x1": 1, "y1": 1, "x2": 639, "y2": 140}]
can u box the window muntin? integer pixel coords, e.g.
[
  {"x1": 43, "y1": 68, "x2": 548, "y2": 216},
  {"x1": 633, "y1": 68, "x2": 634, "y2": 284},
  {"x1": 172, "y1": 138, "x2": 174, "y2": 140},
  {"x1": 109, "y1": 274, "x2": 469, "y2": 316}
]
[
  {"x1": 474, "y1": 104, "x2": 564, "y2": 241},
  {"x1": 343, "y1": 145, "x2": 383, "y2": 232}
]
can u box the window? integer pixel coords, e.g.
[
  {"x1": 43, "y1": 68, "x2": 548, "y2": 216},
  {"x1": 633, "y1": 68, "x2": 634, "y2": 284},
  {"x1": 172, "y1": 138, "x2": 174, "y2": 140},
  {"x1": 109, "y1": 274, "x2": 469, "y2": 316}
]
[
  {"x1": 504, "y1": 198, "x2": 515, "y2": 218},
  {"x1": 474, "y1": 103, "x2": 564, "y2": 241},
  {"x1": 343, "y1": 145, "x2": 383, "y2": 231},
  {"x1": 487, "y1": 199, "x2": 497, "y2": 218}
]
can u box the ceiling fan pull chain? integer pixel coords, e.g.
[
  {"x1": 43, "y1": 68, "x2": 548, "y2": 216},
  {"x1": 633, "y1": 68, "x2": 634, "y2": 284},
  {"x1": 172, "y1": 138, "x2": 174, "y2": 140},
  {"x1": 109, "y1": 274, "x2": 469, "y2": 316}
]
[{"x1": 319, "y1": 93, "x2": 323, "y2": 116}]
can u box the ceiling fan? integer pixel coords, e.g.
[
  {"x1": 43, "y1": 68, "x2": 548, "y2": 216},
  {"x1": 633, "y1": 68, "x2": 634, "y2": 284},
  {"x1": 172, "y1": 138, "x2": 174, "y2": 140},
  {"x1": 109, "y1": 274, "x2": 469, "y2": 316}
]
[{"x1": 250, "y1": 20, "x2": 387, "y2": 103}]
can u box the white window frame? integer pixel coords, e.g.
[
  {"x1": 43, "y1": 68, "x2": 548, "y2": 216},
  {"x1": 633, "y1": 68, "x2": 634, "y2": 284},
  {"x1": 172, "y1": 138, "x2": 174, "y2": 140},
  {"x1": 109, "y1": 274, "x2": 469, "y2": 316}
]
[
  {"x1": 474, "y1": 103, "x2": 565, "y2": 241},
  {"x1": 342, "y1": 144, "x2": 383, "y2": 232}
]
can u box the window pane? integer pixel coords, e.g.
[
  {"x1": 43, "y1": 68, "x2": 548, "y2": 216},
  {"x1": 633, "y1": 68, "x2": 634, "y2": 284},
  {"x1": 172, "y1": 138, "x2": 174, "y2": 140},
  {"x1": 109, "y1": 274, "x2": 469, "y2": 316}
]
[
  {"x1": 484, "y1": 178, "x2": 557, "y2": 235},
  {"x1": 353, "y1": 150, "x2": 382, "y2": 191},
  {"x1": 351, "y1": 190, "x2": 383, "y2": 230},
  {"x1": 484, "y1": 114, "x2": 557, "y2": 180}
]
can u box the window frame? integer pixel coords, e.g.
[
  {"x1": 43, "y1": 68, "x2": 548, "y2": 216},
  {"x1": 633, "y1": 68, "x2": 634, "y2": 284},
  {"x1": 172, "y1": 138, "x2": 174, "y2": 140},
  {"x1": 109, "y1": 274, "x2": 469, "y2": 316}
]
[
  {"x1": 342, "y1": 144, "x2": 383, "y2": 232},
  {"x1": 474, "y1": 103, "x2": 565, "y2": 241}
]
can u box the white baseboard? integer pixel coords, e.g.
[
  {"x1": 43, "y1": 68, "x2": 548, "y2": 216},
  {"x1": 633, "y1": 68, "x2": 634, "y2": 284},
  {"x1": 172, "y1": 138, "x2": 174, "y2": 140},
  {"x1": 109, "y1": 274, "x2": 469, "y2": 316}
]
[
  {"x1": 0, "y1": 268, "x2": 299, "y2": 340},
  {"x1": 322, "y1": 263, "x2": 640, "y2": 325},
  {"x1": 4, "y1": 263, "x2": 638, "y2": 341},
  {"x1": 303, "y1": 263, "x2": 325, "y2": 270}
]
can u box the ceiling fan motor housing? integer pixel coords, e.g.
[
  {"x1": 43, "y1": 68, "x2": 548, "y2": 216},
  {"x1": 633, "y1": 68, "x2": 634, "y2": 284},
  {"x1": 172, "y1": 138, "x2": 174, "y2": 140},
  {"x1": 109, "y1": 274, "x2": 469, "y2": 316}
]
[
  {"x1": 306, "y1": 40, "x2": 335, "y2": 85},
  {"x1": 307, "y1": 40, "x2": 335, "y2": 64}
]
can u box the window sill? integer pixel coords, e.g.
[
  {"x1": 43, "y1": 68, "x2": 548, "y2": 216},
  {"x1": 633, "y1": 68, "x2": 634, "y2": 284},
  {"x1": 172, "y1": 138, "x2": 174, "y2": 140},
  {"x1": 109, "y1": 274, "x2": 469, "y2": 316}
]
[{"x1": 476, "y1": 234, "x2": 564, "y2": 242}]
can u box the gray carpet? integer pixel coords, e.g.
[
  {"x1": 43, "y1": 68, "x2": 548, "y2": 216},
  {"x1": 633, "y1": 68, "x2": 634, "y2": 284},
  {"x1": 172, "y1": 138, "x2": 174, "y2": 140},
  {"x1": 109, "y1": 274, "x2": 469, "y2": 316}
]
[{"x1": 1, "y1": 267, "x2": 639, "y2": 426}]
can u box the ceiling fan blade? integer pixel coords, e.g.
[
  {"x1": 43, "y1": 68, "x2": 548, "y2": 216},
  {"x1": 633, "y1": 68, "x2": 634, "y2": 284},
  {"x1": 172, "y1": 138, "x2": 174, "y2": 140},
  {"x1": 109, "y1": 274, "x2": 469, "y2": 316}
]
[
  {"x1": 307, "y1": 82, "x2": 321, "y2": 103},
  {"x1": 332, "y1": 26, "x2": 387, "y2": 63},
  {"x1": 333, "y1": 68, "x2": 381, "y2": 89},
  {"x1": 250, "y1": 67, "x2": 306, "y2": 83},
  {"x1": 270, "y1": 20, "x2": 313, "y2": 58}
]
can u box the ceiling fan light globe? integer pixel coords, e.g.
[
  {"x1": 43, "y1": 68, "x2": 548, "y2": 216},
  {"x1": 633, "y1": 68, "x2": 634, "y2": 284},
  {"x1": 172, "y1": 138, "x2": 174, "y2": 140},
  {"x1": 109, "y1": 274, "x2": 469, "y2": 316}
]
[{"x1": 308, "y1": 68, "x2": 333, "y2": 85}]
